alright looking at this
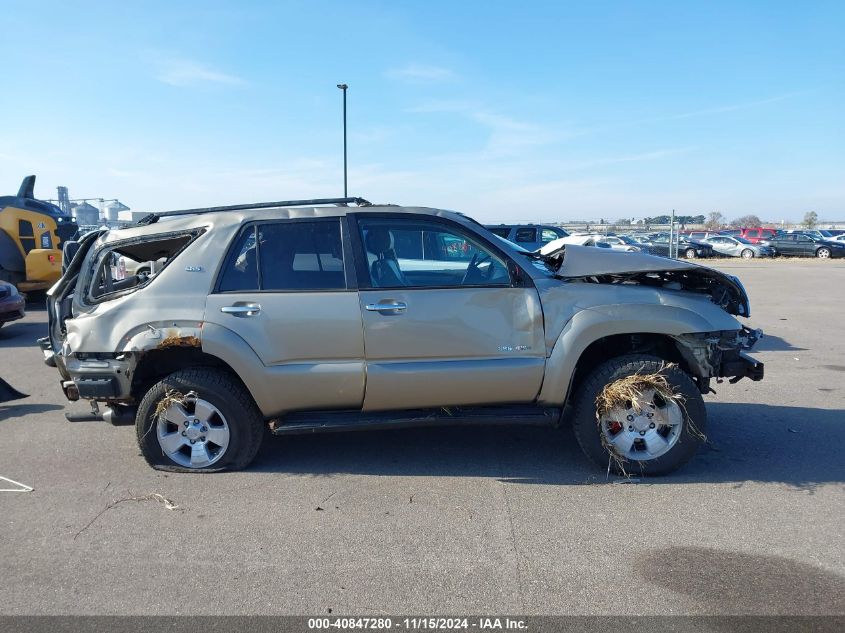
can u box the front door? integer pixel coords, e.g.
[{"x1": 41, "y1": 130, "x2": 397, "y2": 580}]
[
  {"x1": 352, "y1": 214, "x2": 546, "y2": 411},
  {"x1": 204, "y1": 218, "x2": 365, "y2": 415}
]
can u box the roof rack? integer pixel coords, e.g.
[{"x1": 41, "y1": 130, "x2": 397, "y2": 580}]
[{"x1": 136, "y1": 196, "x2": 372, "y2": 225}]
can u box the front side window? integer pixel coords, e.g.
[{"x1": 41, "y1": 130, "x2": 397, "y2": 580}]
[
  {"x1": 359, "y1": 218, "x2": 510, "y2": 289},
  {"x1": 540, "y1": 228, "x2": 560, "y2": 243},
  {"x1": 218, "y1": 220, "x2": 345, "y2": 292}
]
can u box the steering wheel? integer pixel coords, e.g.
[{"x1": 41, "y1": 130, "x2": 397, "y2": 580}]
[{"x1": 461, "y1": 253, "x2": 492, "y2": 285}]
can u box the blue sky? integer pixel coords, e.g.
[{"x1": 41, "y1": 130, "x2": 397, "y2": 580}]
[{"x1": 1, "y1": 0, "x2": 843, "y2": 222}]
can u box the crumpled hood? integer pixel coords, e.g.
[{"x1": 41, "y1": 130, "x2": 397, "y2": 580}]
[
  {"x1": 542, "y1": 244, "x2": 751, "y2": 317},
  {"x1": 551, "y1": 244, "x2": 702, "y2": 276}
]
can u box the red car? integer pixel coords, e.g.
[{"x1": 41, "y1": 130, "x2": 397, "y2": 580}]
[
  {"x1": 738, "y1": 228, "x2": 780, "y2": 244},
  {"x1": 0, "y1": 280, "x2": 25, "y2": 330}
]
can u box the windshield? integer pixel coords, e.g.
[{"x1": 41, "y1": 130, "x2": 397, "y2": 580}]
[
  {"x1": 735, "y1": 236, "x2": 753, "y2": 244},
  {"x1": 616, "y1": 235, "x2": 638, "y2": 245},
  {"x1": 818, "y1": 230, "x2": 833, "y2": 238}
]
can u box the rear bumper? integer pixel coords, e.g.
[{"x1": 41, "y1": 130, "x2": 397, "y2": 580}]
[{"x1": 42, "y1": 343, "x2": 133, "y2": 403}]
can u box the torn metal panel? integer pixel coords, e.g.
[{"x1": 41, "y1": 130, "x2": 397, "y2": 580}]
[
  {"x1": 536, "y1": 245, "x2": 751, "y2": 318},
  {"x1": 672, "y1": 330, "x2": 764, "y2": 383}
]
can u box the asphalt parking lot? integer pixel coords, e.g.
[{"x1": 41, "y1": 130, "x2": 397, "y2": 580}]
[{"x1": 1, "y1": 259, "x2": 844, "y2": 616}]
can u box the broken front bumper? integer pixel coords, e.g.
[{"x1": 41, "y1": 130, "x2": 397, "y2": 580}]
[
  {"x1": 719, "y1": 350, "x2": 764, "y2": 383},
  {"x1": 674, "y1": 326, "x2": 764, "y2": 386}
]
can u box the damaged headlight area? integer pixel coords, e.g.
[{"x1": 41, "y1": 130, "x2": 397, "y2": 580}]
[
  {"x1": 590, "y1": 269, "x2": 751, "y2": 317},
  {"x1": 673, "y1": 328, "x2": 764, "y2": 387}
]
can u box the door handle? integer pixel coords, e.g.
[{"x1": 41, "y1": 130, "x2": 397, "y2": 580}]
[
  {"x1": 365, "y1": 301, "x2": 407, "y2": 312},
  {"x1": 221, "y1": 304, "x2": 261, "y2": 317}
]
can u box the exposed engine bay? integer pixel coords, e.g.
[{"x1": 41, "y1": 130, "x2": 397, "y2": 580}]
[{"x1": 539, "y1": 244, "x2": 751, "y2": 317}]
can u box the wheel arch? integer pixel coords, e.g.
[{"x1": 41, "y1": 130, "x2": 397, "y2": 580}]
[
  {"x1": 130, "y1": 347, "x2": 251, "y2": 405},
  {"x1": 564, "y1": 333, "x2": 690, "y2": 403},
  {"x1": 538, "y1": 305, "x2": 734, "y2": 406}
]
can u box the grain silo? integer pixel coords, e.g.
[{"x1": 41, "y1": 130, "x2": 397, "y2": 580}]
[
  {"x1": 73, "y1": 201, "x2": 100, "y2": 227},
  {"x1": 106, "y1": 200, "x2": 129, "y2": 222}
]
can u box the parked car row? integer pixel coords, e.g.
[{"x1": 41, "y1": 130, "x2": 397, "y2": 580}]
[{"x1": 486, "y1": 224, "x2": 845, "y2": 260}]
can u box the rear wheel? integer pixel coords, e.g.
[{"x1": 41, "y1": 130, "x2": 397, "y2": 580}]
[
  {"x1": 571, "y1": 355, "x2": 707, "y2": 476},
  {"x1": 741, "y1": 248, "x2": 754, "y2": 259},
  {"x1": 136, "y1": 368, "x2": 264, "y2": 472},
  {"x1": 817, "y1": 247, "x2": 831, "y2": 258},
  {"x1": 684, "y1": 248, "x2": 697, "y2": 259}
]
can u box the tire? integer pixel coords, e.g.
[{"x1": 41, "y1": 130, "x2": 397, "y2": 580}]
[
  {"x1": 816, "y1": 247, "x2": 831, "y2": 259},
  {"x1": 571, "y1": 354, "x2": 707, "y2": 476},
  {"x1": 684, "y1": 248, "x2": 697, "y2": 259},
  {"x1": 135, "y1": 368, "x2": 264, "y2": 472},
  {"x1": 741, "y1": 249, "x2": 754, "y2": 259}
]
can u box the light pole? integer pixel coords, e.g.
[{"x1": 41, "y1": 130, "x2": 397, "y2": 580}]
[{"x1": 337, "y1": 83, "x2": 348, "y2": 197}]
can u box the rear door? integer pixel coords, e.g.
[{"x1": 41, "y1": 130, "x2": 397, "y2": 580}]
[
  {"x1": 204, "y1": 218, "x2": 365, "y2": 414},
  {"x1": 351, "y1": 214, "x2": 545, "y2": 411},
  {"x1": 780, "y1": 234, "x2": 800, "y2": 255}
]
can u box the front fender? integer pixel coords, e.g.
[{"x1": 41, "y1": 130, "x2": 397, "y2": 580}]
[{"x1": 537, "y1": 302, "x2": 741, "y2": 406}]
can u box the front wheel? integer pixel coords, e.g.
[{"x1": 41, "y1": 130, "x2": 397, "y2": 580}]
[
  {"x1": 136, "y1": 368, "x2": 264, "y2": 472},
  {"x1": 741, "y1": 249, "x2": 754, "y2": 259},
  {"x1": 571, "y1": 355, "x2": 707, "y2": 476},
  {"x1": 816, "y1": 247, "x2": 831, "y2": 258},
  {"x1": 684, "y1": 248, "x2": 697, "y2": 259}
]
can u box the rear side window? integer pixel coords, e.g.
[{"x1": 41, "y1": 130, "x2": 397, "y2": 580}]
[
  {"x1": 514, "y1": 228, "x2": 537, "y2": 243},
  {"x1": 88, "y1": 232, "x2": 196, "y2": 301},
  {"x1": 218, "y1": 220, "x2": 345, "y2": 292},
  {"x1": 487, "y1": 227, "x2": 511, "y2": 238}
]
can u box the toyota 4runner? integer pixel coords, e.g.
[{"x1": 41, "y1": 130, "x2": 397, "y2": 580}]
[{"x1": 41, "y1": 197, "x2": 763, "y2": 474}]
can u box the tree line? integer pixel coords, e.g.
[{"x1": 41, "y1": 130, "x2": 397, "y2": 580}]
[{"x1": 702, "y1": 211, "x2": 819, "y2": 230}]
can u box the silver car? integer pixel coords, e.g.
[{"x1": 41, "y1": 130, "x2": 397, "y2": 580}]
[
  {"x1": 42, "y1": 198, "x2": 764, "y2": 475},
  {"x1": 704, "y1": 235, "x2": 773, "y2": 258}
]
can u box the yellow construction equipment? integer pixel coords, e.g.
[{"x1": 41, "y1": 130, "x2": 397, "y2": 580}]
[{"x1": 0, "y1": 176, "x2": 78, "y2": 292}]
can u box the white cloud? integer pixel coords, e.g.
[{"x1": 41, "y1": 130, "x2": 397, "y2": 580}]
[
  {"x1": 153, "y1": 58, "x2": 245, "y2": 88},
  {"x1": 385, "y1": 64, "x2": 457, "y2": 82}
]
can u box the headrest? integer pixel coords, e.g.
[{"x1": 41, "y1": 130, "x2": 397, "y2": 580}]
[{"x1": 365, "y1": 228, "x2": 394, "y2": 255}]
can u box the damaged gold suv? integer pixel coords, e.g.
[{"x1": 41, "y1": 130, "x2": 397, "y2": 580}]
[{"x1": 41, "y1": 198, "x2": 763, "y2": 474}]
